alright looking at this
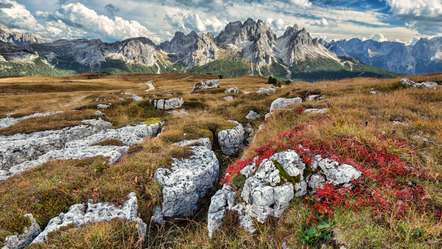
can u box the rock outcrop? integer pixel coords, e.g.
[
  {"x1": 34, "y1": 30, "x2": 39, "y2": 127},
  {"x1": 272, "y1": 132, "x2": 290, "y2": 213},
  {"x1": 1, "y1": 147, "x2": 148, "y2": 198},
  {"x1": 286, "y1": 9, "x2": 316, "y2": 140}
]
[
  {"x1": 0, "y1": 111, "x2": 64, "y2": 129},
  {"x1": 153, "y1": 143, "x2": 219, "y2": 223},
  {"x1": 218, "y1": 121, "x2": 245, "y2": 156},
  {"x1": 31, "y1": 192, "x2": 146, "y2": 244},
  {"x1": 192, "y1": 79, "x2": 220, "y2": 91},
  {"x1": 257, "y1": 88, "x2": 276, "y2": 95},
  {"x1": 207, "y1": 149, "x2": 362, "y2": 237},
  {"x1": 400, "y1": 78, "x2": 438, "y2": 88},
  {"x1": 153, "y1": 98, "x2": 184, "y2": 110},
  {"x1": 2, "y1": 214, "x2": 41, "y2": 249},
  {"x1": 269, "y1": 97, "x2": 302, "y2": 112},
  {"x1": 224, "y1": 87, "x2": 239, "y2": 94},
  {"x1": 0, "y1": 121, "x2": 161, "y2": 181},
  {"x1": 245, "y1": 111, "x2": 261, "y2": 121}
]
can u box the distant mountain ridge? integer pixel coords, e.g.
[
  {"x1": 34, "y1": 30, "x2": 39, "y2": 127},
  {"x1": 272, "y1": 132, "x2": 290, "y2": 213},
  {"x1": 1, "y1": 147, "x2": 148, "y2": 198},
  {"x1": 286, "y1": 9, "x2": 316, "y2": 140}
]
[
  {"x1": 322, "y1": 37, "x2": 442, "y2": 75},
  {"x1": 0, "y1": 19, "x2": 406, "y2": 81},
  {"x1": 0, "y1": 24, "x2": 51, "y2": 45}
]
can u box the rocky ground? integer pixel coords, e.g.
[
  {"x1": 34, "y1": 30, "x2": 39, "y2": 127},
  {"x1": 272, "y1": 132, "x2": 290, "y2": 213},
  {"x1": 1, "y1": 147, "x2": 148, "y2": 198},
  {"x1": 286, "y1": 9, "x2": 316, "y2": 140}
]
[{"x1": 0, "y1": 73, "x2": 440, "y2": 248}]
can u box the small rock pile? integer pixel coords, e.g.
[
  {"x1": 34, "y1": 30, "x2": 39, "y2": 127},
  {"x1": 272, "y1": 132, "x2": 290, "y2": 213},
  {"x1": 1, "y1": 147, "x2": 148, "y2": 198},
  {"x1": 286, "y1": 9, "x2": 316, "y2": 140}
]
[
  {"x1": 400, "y1": 78, "x2": 438, "y2": 88},
  {"x1": 192, "y1": 79, "x2": 220, "y2": 91},
  {"x1": 207, "y1": 149, "x2": 362, "y2": 237}
]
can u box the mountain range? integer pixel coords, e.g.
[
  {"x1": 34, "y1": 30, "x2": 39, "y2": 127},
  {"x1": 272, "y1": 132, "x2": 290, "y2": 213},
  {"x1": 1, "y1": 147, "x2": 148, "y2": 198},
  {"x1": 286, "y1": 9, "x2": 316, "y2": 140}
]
[
  {"x1": 1, "y1": 18, "x2": 439, "y2": 81},
  {"x1": 322, "y1": 38, "x2": 442, "y2": 75}
]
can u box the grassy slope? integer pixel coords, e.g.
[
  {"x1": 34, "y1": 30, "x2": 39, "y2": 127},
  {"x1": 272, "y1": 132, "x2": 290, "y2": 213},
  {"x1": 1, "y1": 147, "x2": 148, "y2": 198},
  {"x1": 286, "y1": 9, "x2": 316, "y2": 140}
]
[{"x1": 0, "y1": 73, "x2": 440, "y2": 248}]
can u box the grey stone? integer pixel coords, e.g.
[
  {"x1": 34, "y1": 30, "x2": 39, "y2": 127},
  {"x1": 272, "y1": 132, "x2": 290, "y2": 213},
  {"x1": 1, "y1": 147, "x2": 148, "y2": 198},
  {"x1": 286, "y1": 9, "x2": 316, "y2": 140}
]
[
  {"x1": 224, "y1": 87, "x2": 239, "y2": 94},
  {"x1": 304, "y1": 108, "x2": 328, "y2": 114},
  {"x1": 306, "y1": 94, "x2": 320, "y2": 101},
  {"x1": 0, "y1": 111, "x2": 64, "y2": 129},
  {"x1": 0, "y1": 119, "x2": 111, "y2": 171},
  {"x1": 192, "y1": 79, "x2": 219, "y2": 91},
  {"x1": 245, "y1": 110, "x2": 261, "y2": 121},
  {"x1": 224, "y1": 96, "x2": 233, "y2": 101},
  {"x1": 314, "y1": 157, "x2": 362, "y2": 185},
  {"x1": 207, "y1": 149, "x2": 363, "y2": 236},
  {"x1": 244, "y1": 123, "x2": 254, "y2": 144},
  {"x1": 218, "y1": 121, "x2": 244, "y2": 156},
  {"x1": 153, "y1": 98, "x2": 184, "y2": 110},
  {"x1": 174, "y1": 137, "x2": 212, "y2": 150},
  {"x1": 0, "y1": 121, "x2": 161, "y2": 181},
  {"x1": 3, "y1": 214, "x2": 41, "y2": 249},
  {"x1": 257, "y1": 87, "x2": 276, "y2": 95},
  {"x1": 131, "y1": 95, "x2": 143, "y2": 102},
  {"x1": 97, "y1": 104, "x2": 111, "y2": 109},
  {"x1": 400, "y1": 78, "x2": 415, "y2": 85},
  {"x1": 154, "y1": 145, "x2": 219, "y2": 222},
  {"x1": 32, "y1": 192, "x2": 145, "y2": 244},
  {"x1": 270, "y1": 98, "x2": 302, "y2": 112},
  {"x1": 414, "y1": 81, "x2": 438, "y2": 88}
]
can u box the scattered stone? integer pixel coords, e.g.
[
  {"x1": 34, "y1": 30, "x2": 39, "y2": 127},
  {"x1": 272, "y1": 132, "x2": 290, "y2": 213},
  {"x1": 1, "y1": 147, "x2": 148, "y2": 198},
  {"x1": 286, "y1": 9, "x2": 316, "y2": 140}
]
[
  {"x1": 153, "y1": 98, "x2": 184, "y2": 110},
  {"x1": 224, "y1": 96, "x2": 234, "y2": 101},
  {"x1": 257, "y1": 88, "x2": 276, "y2": 95},
  {"x1": 306, "y1": 95, "x2": 320, "y2": 101},
  {"x1": 244, "y1": 123, "x2": 254, "y2": 144},
  {"x1": 94, "y1": 98, "x2": 106, "y2": 102},
  {"x1": 401, "y1": 78, "x2": 439, "y2": 88},
  {"x1": 304, "y1": 108, "x2": 328, "y2": 114},
  {"x1": 218, "y1": 121, "x2": 245, "y2": 156},
  {"x1": 245, "y1": 110, "x2": 261, "y2": 121},
  {"x1": 224, "y1": 87, "x2": 239, "y2": 94},
  {"x1": 97, "y1": 104, "x2": 111, "y2": 109},
  {"x1": 131, "y1": 95, "x2": 143, "y2": 102},
  {"x1": 94, "y1": 110, "x2": 104, "y2": 116},
  {"x1": 167, "y1": 109, "x2": 189, "y2": 115},
  {"x1": 174, "y1": 137, "x2": 212, "y2": 150},
  {"x1": 31, "y1": 192, "x2": 146, "y2": 244},
  {"x1": 207, "y1": 149, "x2": 362, "y2": 236},
  {"x1": 192, "y1": 79, "x2": 220, "y2": 91},
  {"x1": 414, "y1": 81, "x2": 438, "y2": 88},
  {"x1": 153, "y1": 145, "x2": 219, "y2": 222},
  {"x1": 0, "y1": 111, "x2": 64, "y2": 129},
  {"x1": 370, "y1": 91, "x2": 380, "y2": 95},
  {"x1": 270, "y1": 98, "x2": 302, "y2": 112},
  {"x1": 3, "y1": 214, "x2": 41, "y2": 249}
]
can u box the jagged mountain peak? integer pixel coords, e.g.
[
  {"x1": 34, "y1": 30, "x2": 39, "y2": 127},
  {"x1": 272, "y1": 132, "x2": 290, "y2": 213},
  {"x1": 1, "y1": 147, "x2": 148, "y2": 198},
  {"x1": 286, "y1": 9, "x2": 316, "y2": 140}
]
[{"x1": 0, "y1": 23, "x2": 52, "y2": 45}]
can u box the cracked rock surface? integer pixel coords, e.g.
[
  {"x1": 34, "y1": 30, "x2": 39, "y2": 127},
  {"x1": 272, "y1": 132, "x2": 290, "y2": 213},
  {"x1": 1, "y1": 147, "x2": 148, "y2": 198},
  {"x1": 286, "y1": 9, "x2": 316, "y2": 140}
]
[
  {"x1": 0, "y1": 120, "x2": 161, "y2": 181},
  {"x1": 207, "y1": 149, "x2": 362, "y2": 237},
  {"x1": 153, "y1": 98, "x2": 184, "y2": 110},
  {"x1": 153, "y1": 144, "x2": 219, "y2": 223},
  {"x1": 0, "y1": 111, "x2": 64, "y2": 129},
  {"x1": 270, "y1": 98, "x2": 302, "y2": 112},
  {"x1": 192, "y1": 79, "x2": 220, "y2": 91},
  {"x1": 31, "y1": 192, "x2": 146, "y2": 244},
  {"x1": 218, "y1": 121, "x2": 244, "y2": 156},
  {"x1": 2, "y1": 214, "x2": 41, "y2": 249}
]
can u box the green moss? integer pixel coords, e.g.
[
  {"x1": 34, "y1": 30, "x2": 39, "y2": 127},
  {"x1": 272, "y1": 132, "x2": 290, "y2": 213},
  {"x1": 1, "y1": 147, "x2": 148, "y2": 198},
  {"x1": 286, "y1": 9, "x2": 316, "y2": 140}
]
[
  {"x1": 144, "y1": 117, "x2": 162, "y2": 125},
  {"x1": 273, "y1": 160, "x2": 301, "y2": 185},
  {"x1": 229, "y1": 173, "x2": 247, "y2": 191}
]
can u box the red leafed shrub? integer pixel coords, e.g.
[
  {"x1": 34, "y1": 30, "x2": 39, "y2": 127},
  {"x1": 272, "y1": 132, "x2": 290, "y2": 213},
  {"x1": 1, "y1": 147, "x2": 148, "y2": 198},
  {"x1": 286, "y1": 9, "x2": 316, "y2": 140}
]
[{"x1": 221, "y1": 124, "x2": 439, "y2": 221}]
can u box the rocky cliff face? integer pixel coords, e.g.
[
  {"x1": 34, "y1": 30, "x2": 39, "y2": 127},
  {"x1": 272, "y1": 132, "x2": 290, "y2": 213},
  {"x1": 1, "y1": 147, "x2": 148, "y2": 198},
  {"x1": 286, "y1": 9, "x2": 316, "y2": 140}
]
[
  {"x1": 275, "y1": 26, "x2": 339, "y2": 64},
  {"x1": 324, "y1": 37, "x2": 442, "y2": 74},
  {"x1": 160, "y1": 31, "x2": 218, "y2": 66},
  {"x1": 216, "y1": 18, "x2": 277, "y2": 67},
  {"x1": 0, "y1": 23, "x2": 51, "y2": 45}
]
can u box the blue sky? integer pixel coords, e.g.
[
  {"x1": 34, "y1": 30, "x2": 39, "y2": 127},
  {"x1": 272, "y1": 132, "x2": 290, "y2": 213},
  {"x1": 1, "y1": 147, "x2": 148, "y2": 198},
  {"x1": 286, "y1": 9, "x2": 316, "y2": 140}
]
[{"x1": 0, "y1": 0, "x2": 440, "y2": 44}]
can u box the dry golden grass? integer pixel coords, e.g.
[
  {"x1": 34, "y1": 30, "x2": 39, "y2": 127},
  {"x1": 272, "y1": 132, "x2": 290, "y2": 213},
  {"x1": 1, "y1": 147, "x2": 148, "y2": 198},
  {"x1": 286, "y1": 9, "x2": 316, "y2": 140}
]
[{"x1": 0, "y1": 73, "x2": 441, "y2": 248}]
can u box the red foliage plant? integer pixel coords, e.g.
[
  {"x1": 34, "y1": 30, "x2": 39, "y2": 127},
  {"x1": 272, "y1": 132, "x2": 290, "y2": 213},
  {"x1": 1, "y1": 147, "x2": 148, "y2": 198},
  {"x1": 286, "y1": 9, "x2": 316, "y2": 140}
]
[{"x1": 221, "y1": 125, "x2": 438, "y2": 220}]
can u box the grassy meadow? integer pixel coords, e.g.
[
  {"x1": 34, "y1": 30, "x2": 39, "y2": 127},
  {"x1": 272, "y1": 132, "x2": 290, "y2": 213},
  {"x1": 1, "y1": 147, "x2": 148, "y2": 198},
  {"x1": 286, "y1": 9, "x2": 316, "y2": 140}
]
[{"x1": 0, "y1": 72, "x2": 440, "y2": 248}]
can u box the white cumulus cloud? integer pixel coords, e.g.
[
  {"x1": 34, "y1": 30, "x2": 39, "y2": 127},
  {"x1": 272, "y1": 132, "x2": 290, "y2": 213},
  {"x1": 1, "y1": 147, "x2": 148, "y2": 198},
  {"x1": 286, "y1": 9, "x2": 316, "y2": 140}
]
[
  {"x1": 0, "y1": 0, "x2": 43, "y2": 32},
  {"x1": 371, "y1": 33, "x2": 388, "y2": 42}
]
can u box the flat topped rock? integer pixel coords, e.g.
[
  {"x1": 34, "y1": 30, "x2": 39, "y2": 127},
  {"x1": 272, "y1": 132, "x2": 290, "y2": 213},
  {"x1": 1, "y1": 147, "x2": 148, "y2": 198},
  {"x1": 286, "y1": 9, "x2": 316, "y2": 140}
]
[
  {"x1": 192, "y1": 79, "x2": 220, "y2": 91},
  {"x1": 270, "y1": 97, "x2": 302, "y2": 112},
  {"x1": 153, "y1": 98, "x2": 184, "y2": 110}
]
